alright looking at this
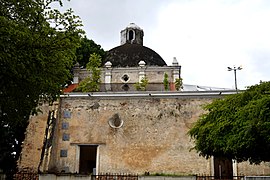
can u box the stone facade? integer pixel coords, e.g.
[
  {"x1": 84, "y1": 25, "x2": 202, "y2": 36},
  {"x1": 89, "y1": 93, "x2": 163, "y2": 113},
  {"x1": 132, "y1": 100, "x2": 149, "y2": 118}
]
[
  {"x1": 45, "y1": 94, "x2": 213, "y2": 175},
  {"x1": 18, "y1": 104, "x2": 55, "y2": 171},
  {"x1": 237, "y1": 161, "x2": 270, "y2": 175},
  {"x1": 18, "y1": 93, "x2": 270, "y2": 176},
  {"x1": 73, "y1": 62, "x2": 181, "y2": 92}
]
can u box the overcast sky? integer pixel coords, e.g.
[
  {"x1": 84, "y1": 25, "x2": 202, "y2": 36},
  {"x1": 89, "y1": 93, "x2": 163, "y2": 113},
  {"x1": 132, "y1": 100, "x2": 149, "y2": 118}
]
[{"x1": 61, "y1": 0, "x2": 270, "y2": 89}]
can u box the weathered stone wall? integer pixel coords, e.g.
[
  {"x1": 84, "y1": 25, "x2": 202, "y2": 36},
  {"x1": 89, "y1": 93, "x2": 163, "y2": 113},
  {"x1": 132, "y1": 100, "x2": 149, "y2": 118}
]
[
  {"x1": 18, "y1": 105, "x2": 50, "y2": 171},
  {"x1": 238, "y1": 162, "x2": 270, "y2": 176},
  {"x1": 19, "y1": 94, "x2": 270, "y2": 176},
  {"x1": 76, "y1": 66, "x2": 179, "y2": 91},
  {"x1": 78, "y1": 66, "x2": 179, "y2": 84},
  {"x1": 48, "y1": 96, "x2": 212, "y2": 175}
]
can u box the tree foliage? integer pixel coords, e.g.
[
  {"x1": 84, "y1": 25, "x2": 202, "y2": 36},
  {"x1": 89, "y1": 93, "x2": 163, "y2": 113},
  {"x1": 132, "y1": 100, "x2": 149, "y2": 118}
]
[
  {"x1": 163, "y1": 73, "x2": 169, "y2": 91},
  {"x1": 76, "y1": 53, "x2": 102, "y2": 92},
  {"x1": 0, "y1": 0, "x2": 83, "y2": 174},
  {"x1": 75, "y1": 36, "x2": 105, "y2": 68},
  {"x1": 134, "y1": 77, "x2": 149, "y2": 91},
  {"x1": 175, "y1": 78, "x2": 183, "y2": 91},
  {"x1": 188, "y1": 81, "x2": 270, "y2": 164}
]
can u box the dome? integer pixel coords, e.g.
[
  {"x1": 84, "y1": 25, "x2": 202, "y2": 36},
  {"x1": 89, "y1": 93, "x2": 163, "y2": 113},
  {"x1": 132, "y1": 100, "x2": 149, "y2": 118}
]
[{"x1": 104, "y1": 43, "x2": 167, "y2": 67}]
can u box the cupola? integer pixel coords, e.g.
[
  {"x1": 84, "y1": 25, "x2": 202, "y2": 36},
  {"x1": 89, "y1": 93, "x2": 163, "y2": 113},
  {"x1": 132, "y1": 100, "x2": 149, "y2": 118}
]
[
  {"x1": 120, "y1": 23, "x2": 144, "y2": 45},
  {"x1": 104, "y1": 23, "x2": 167, "y2": 67}
]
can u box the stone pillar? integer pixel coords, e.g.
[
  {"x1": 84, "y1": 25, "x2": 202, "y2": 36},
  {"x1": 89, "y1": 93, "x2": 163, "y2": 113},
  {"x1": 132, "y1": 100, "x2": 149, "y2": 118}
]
[
  {"x1": 232, "y1": 159, "x2": 238, "y2": 176},
  {"x1": 138, "y1": 60, "x2": 146, "y2": 82},
  {"x1": 73, "y1": 62, "x2": 80, "y2": 84},
  {"x1": 171, "y1": 57, "x2": 181, "y2": 91},
  {"x1": 172, "y1": 57, "x2": 180, "y2": 82},
  {"x1": 104, "y1": 61, "x2": 112, "y2": 91}
]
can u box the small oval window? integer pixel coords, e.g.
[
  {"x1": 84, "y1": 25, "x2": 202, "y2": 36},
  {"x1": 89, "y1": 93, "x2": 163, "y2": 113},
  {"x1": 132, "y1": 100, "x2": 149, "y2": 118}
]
[{"x1": 108, "y1": 113, "x2": 123, "y2": 128}]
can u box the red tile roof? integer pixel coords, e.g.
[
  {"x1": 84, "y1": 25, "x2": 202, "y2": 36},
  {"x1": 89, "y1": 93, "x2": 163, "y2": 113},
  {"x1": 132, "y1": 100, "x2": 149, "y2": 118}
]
[{"x1": 63, "y1": 84, "x2": 78, "y2": 93}]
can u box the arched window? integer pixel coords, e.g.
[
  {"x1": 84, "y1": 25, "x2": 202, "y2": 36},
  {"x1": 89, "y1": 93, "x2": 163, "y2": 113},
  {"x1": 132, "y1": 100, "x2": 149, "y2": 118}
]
[{"x1": 128, "y1": 30, "x2": 135, "y2": 41}]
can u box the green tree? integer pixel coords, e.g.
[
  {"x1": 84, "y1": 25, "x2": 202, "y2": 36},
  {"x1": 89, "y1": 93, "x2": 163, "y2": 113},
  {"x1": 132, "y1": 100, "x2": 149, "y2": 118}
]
[
  {"x1": 163, "y1": 73, "x2": 169, "y2": 91},
  {"x1": 76, "y1": 53, "x2": 102, "y2": 92},
  {"x1": 175, "y1": 78, "x2": 183, "y2": 91},
  {"x1": 188, "y1": 81, "x2": 270, "y2": 164},
  {"x1": 0, "y1": 0, "x2": 83, "y2": 175},
  {"x1": 75, "y1": 36, "x2": 105, "y2": 68},
  {"x1": 134, "y1": 77, "x2": 149, "y2": 91}
]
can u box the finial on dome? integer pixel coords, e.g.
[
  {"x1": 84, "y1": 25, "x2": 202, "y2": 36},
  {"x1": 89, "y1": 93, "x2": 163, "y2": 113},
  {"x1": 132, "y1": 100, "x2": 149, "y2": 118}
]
[
  {"x1": 105, "y1": 61, "x2": 112, "y2": 68},
  {"x1": 138, "y1": 60, "x2": 146, "y2": 67},
  {"x1": 172, "y1": 57, "x2": 179, "y2": 66}
]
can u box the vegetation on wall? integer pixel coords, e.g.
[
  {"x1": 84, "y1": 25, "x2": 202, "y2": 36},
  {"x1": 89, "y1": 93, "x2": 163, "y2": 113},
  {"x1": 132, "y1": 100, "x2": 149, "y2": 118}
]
[
  {"x1": 134, "y1": 77, "x2": 149, "y2": 91},
  {"x1": 0, "y1": 0, "x2": 83, "y2": 175},
  {"x1": 175, "y1": 78, "x2": 183, "y2": 91},
  {"x1": 76, "y1": 53, "x2": 102, "y2": 92},
  {"x1": 163, "y1": 73, "x2": 169, "y2": 91},
  {"x1": 188, "y1": 81, "x2": 270, "y2": 164}
]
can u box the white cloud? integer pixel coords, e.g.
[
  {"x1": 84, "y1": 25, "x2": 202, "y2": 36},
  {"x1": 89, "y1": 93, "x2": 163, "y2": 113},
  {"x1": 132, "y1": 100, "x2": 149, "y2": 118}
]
[{"x1": 147, "y1": 0, "x2": 270, "y2": 89}]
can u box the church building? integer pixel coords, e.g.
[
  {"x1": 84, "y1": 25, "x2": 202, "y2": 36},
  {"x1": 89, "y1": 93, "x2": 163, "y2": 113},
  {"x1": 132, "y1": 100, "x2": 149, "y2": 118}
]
[
  {"x1": 71, "y1": 22, "x2": 181, "y2": 92},
  {"x1": 18, "y1": 23, "x2": 270, "y2": 179}
]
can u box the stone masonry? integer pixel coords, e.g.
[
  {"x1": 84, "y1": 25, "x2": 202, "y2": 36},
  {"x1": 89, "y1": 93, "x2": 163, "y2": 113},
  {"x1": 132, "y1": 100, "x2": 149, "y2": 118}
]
[
  {"x1": 18, "y1": 93, "x2": 270, "y2": 176},
  {"x1": 47, "y1": 95, "x2": 212, "y2": 175}
]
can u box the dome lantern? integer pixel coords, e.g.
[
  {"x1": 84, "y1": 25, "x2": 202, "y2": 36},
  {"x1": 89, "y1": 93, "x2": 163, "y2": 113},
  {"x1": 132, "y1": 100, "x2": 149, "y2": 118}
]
[
  {"x1": 120, "y1": 23, "x2": 144, "y2": 45},
  {"x1": 105, "y1": 23, "x2": 167, "y2": 67}
]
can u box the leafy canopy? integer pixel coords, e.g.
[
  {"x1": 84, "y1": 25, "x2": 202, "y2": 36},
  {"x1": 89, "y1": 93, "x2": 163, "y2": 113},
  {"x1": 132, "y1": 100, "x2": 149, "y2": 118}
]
[
  {"x1": 75, "y1": 36, "x2": 105, "y2": 68},
  {"x1": 188, "y1": 81, "x2": 270, "y2": 164},
  {"x1": 0, "y1": 0, "x2": 83, "y2": 174},
  {"x1": 76, "y1": 53, "x2": 102, "y2": 92}
]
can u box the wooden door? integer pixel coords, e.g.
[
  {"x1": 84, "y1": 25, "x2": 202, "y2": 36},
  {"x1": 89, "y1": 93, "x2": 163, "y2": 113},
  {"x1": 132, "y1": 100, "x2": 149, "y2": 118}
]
[{"x1": 214, "y1": 157, "x2": 233, "y2": 179}]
